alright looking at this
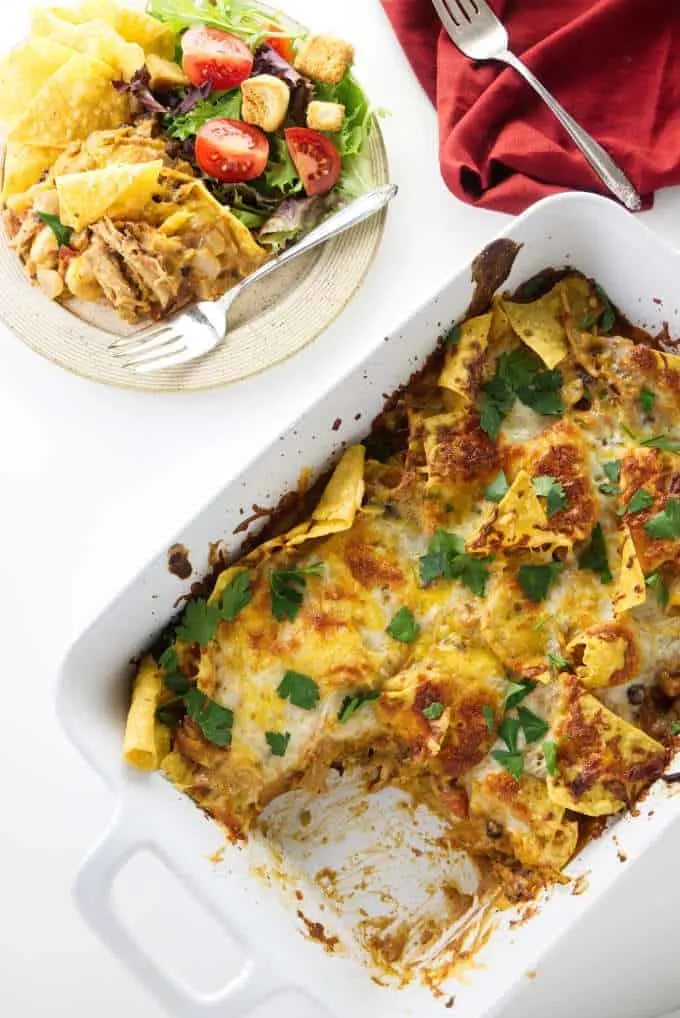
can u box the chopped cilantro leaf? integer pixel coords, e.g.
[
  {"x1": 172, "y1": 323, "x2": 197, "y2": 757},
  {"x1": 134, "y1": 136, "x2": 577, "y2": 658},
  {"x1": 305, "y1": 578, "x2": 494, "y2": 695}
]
[
  {"x1": 603, "y1": 460, "x2": 621, "y2": 484},
  {"x1": 36, "y1": 211, "x2": 72, "y2": 246},
  {"x1": 485, "y1": 471, "x2": 510, "y2": 503},
  {"x1": 532, "y1": 475, "x2": 568, "y2": 517},
  {"x1": 163, "y1": 670, "x2": 191, "y2": 695},
  {"x1": 517, "y1": 562, "x2": 564, "y2": 602},
  {"x1": 184, "y1": 688, "x2": 234, "y2": 747},
  {"x1": 265, "y1": 731, "x2": 291, "y2": 757},
  {"x1": 269, "y1": 562, "x2": 323, "y2": 621},
  {"x1": 644, "y1": 498, "x2": 680, "y2": 539},
  {"x1": 423, "y1": 701, "x2": 445, "y2": 721},
  {"x1": 482, "y1": 705, "x2": 495, "y2": 732},
  {"x1": 491, "y1": 749, "x2": 524, "y2": 782},
  {"x1": 155, "y1": 696, "x2": 186, "y2": 728},
  {"x1": 498, "y1": 716, "x2": 521, "y2": 753},
  {"x1": 520, "y1": 275, "x2": 548, "y2": 299},
  {"x1": 386, "y1": 606, "x2": 420, "y2": 643},
  {"x1": 159, "y1": 647, "x2": 179, "y2": 673},
  {"x1": 277, "y1": 670, "x2": 320, "y2": 710},
  {"x1": 671, "y1": 721, "x2": 680, "y2": 736},
  {"x1": 645, "y1": 571, "x2": 669, "y2": 607},
  {"x1": 517, "y1": 706, "x2": 549, "y2": 743},
  {"x1": 219, "y1": 570, "x2": 252, "y2": 621},
  {"x1": 548, "y1": 651, "x2": 569, "y2": 671},
  {"x1": 516, "y1": 369, "x2": 564, "y2": 416},
  {"x1": 640, "y1": 434, "x2": 680, "y2": 452},
  {"x1": 338, "y1": 689, "x2": 379, "y2": 724},
  {"x1": 477, "y1": 348, "x2": 564, "y2": 439},
  {"x1": 599, "y1": 482, "x2": 621, "y2": 496},
  {"x1": 543, "y1": 740, "x2": 559, "y2": 776},
  {"x1": 444, "y1": 324, "x2": 461, "y2": 347},
  {"x1": 594, "y1": 285, "x2": 616, "y2": 333},
  {"x1": 618, "y1": 488, "x2": 654, "y2": 516},
  {"x1": 505, "y1": 679, "x2": 537, "y2": 711},
  {"x1": 578, "y1": 523, "x2": 612, "y2": 583},
  {"x1": 640, "y1": 388, "x2": 656, "y2": 414},
  {"x1": 176, "y1": 599, "x2": 221, "y2": 647},
  {"x1": 478, "y1": 396, "x2": 505, "y2": 442},
  {"x1": 419, "y1": 529, "x2": 491, "y2": 597}
]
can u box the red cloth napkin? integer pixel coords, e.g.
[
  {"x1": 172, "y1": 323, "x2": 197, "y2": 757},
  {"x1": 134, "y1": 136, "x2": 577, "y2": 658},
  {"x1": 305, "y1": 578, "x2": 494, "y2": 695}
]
[{"x1": 380, "y1": 0, "x2": 680, "y2": 213}]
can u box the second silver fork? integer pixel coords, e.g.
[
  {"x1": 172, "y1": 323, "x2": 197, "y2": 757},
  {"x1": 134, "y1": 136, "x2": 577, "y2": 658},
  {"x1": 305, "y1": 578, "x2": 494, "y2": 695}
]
[{"x1": 431, "y1": 0, "x2": 642, "y2": 212}]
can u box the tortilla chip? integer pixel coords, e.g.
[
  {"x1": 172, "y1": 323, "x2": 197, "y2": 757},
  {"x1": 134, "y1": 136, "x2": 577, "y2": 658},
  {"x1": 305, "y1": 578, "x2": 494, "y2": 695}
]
[
  {"x1": 466, "y1": 469, "x2": 567, "y2": 555},
  {"x1": 470, "y1": 771, "x2": 578, "y2": 871},
  {"x1": 11, "y1": 54, "x2": 130, "y2": 148},
  {"x1": 668, "y1": 575, "x2": 680, "y2": 608},
  {"x1": 612, "y1": 525, "x2": 646, "y2": 614},
  {"x1": 0, "y1": 38, "x2": 76, "y2": 129},
  {"x1": 29, "y1": 9, "x2": 145, "y2": 80},
  {"x1": 566, "y1": 621, "x2": 636, "y2": 689},
  {"x1": 2, "y1": 142, "x2": 63, "y2": 201},
  {"x1": 70, "y1": 0, "x2": 176, "y2": 59},
  {"x1": 287, "y1": 445, "x2": 366, "y2": 545},
  {"x1": 502, "y1": 284, "x2": 569, "y2": 370},
  {"x1": 160, "y1": 750, "x2": 197, "y2": 790},
  {"x1": 547, "y1": 674, "x2": 666, "y2": 816},
  {"x1": 439, "y1": 312, "x2": 492, "y2": 399},
  {"x1": 56, "y1": 159, "x2": 163, "y2": 230},
  {"x1": 123, "y1": 655, "x2": 170, "y2": 770}
]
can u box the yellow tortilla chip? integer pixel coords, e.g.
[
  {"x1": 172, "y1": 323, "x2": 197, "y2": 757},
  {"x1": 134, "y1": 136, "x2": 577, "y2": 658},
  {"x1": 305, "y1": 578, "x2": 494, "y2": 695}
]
[
  {"x1": 70, "y1": 0, "x2": 176, "y2": 59},
  {"x1": 29, "y1": 9, "x2": 145, "y2": 79},
  {"x1": 287, "y1": 445, "x2": 366, "y2": 545},
  {"x1": 56, "y1": 159, "x2": 163, "y2": 230},
  {"x1": 470, "y1": 772, "x2": 578, "y2": 871},
  {"x1": 668, "y1": 575, "x2": 680, "y2": 608},
  {"x1": 2, "y1": 142, "x2": 63, "y2": 201},
  {"x1": 502, "y1": 284, "x2": 568, "y2": 370},
  {"x1": 11, "y1": 54, "x2": 130, "y2": 148},
  {"x1": 566, "y1": 627, "x2": 628, "y2": 689},
  {"x1": 439, "y1": 312, "x2": 492, "y2": 398},
  {"x1": 547, "y1": 675, "x2": 666, "y2": 816},
  {"x1": 160, "y1": 751, "x2": 197, "y2": 790},
  {"x1": 612, "y1": 525, "x2": 646, "y2": 614},
  {"x1": 466, "y1": 469, "x2": 567, "y2": 555},
  {"x1": 0, "y1": 38, "x2": 75, "y2": 129},
  {"x1": 123, "y1": 655, "x2": 170, "y2": 770}
]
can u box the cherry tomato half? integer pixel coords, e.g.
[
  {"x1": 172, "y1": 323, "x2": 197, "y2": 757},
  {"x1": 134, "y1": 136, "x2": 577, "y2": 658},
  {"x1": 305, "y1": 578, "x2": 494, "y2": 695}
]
[
  {"x1": 181, "y1": 26, "x2": 254, "y2": 90},
  {"x1": 195, "y1": 118, "x2": 270, "y2": 183},
  {"x1": 265, "y1": 35, "x2": 295, "y2": 63},
  {"x1": 284, "y1": 128, "x2": 341, "y2": 196}
]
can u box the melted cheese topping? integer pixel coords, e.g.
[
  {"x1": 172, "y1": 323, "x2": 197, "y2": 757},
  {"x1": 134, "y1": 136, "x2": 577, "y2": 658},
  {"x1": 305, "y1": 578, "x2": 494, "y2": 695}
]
[{"x1": 130, "y1": 274, "x2": 677, "y2": 883}]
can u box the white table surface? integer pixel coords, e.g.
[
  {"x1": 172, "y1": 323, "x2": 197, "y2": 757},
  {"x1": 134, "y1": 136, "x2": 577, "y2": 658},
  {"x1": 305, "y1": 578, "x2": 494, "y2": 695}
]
[{"x1": 2, "y1": 2, "x2": 680, "y2": 1016}]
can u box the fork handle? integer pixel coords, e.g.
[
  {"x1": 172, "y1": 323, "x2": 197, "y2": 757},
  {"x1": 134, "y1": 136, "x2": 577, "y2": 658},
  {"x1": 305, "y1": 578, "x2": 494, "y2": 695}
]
[
  {"x1": 498, "y1": 49, "x2": 641, "y2": 212},
  {"x1": 218, "y1": 184, "x2": 398, "y2": 307}
]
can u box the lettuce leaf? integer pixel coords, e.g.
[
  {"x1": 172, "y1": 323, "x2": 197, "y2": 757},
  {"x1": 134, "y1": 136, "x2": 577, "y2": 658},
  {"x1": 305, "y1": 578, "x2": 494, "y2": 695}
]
[
  {"x1": 259, "y1": 193, "x2": 340, "y2": 251},
  {"x1": 164, "y1": 88, "x2": 242, "y2": 139},
  {"x1": 315, "y1": 72, "x2": 372, "y2": 159},
  {"x1": 147, "y1": 0, "x2": 306, "y2": 48}
]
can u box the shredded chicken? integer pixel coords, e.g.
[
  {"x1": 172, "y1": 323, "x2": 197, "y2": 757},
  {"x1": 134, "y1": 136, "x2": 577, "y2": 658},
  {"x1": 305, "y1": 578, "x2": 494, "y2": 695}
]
[{"x1": 91, "y1": 219, "x2": 181, "y2": 313}]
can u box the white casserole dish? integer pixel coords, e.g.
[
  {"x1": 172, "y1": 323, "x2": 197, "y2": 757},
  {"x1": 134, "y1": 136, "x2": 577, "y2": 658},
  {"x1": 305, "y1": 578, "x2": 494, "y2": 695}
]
[{"x1": 58, "y1": 192, "x2": 680, "y2": 1018}]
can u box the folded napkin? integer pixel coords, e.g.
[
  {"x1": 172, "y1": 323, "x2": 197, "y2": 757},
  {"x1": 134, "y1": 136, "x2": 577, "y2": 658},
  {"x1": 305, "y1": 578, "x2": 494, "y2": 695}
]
[{"x1": 381, "y1": 0, "x2": 680, "y2": 213}]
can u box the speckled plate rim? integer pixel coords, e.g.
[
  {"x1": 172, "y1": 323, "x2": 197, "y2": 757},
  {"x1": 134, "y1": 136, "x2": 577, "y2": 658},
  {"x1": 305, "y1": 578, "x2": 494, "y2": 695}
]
[{"x1": 0, "y1": 119, "x2": 390, "y2": 393}]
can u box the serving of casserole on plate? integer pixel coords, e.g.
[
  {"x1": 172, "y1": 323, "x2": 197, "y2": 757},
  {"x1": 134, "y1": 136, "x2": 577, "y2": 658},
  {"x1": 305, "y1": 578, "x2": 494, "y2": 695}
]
[
  {"x1": 59, "y1": 195, "x2": 680, "y2": 1018},
  {"x1": 0, "y1": 0, "x2": 389, "y2": 390}
]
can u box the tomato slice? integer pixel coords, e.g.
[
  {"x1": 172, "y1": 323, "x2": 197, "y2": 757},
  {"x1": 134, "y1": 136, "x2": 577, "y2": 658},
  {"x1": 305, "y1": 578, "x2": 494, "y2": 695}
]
[
  {"x1": 195, "y1": 119, "x2": 269, "y2": 183},
  {"x1": 284, "y1": 128, "x2": 341, "y2": 196},
  {"x1": 181, "y1": 26, "x2": 254, "y2": 90},
  {"x1": 265, "y1": 35, "x2": 295, "y2": 63}
]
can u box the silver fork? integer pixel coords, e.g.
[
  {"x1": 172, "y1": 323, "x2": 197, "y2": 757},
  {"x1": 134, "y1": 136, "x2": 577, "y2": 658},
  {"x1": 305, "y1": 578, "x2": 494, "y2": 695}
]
[
  {"x1": 431, "y1": 0, "x2": 641, "y2": 212},
  {"x1": 109, "y1": 184, "x2": 397, "y2": 373}
]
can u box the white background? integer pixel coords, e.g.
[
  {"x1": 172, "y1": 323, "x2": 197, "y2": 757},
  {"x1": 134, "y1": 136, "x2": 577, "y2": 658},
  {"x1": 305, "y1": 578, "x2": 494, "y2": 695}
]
[{"x1": 2, "y1": 1, "x2": 680, "y2": 1016}]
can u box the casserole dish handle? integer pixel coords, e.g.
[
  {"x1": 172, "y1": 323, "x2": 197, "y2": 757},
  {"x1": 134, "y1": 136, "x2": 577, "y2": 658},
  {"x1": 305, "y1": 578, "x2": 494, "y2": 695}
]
[{"x1": 75, "y1": 807, "x2": 291, "y2": 1017}]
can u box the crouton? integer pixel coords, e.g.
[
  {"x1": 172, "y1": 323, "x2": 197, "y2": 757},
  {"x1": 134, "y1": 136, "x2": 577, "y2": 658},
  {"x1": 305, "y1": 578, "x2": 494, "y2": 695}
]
[
  {"x1": 241, "y1": 74, "x2": 290, "y2": 133},
  {"x1": 146, "y1": 54, "x2": 189, "y2": 90},
  {"x1": 294, "y1": 34, "x2": 354, "y2": 86},
  {"x1": 307, "y1": 100, "x2": 345, "y2": 132}
]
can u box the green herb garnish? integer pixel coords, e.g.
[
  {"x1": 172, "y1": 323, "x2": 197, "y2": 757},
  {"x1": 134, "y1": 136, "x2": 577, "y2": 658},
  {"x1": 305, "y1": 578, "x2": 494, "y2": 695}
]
[
  {"x1": 517, "y1": 706, "x2": 549, "y2": 743},
  {"x1": 176, "y1": 598, "x2": 222, "y2": 647},
  {"x1": 532, "y1": 475, "x2": 568, "y2": 518},
  {"x1": 444, "y1": 324, "x2": 461, "y2": 347},
  {"x1": 645, "y1": 571, "x2": 669, "y2": 607},
  {"x1": 517, "y1": 562, "x2": 564, "y2": 602},
  {"x1": 386, "y1": 607, "x2": 420, "y2": 643},
  {"x1": 498, "y1": 716, "x2": 521, "y2": 753},
  {"x1": 219, "y1": 570, "x2": 253, "y2": 621},
  {"x1": 644, "y1": 498, "x2": 680, "y2": 539},
  {"x1": 505, "y1": 679, "x2": 537, "y2": 711},
  {"x1": 265, "y1": 731, "x2": 291, "y2": 757},
  {"x1": 419, "y1": 529, "x2": 492, "y2": 597},
  {"x1": 599, "y1": 459, "x2": 621, "y2": 495},
  {"x1": 543, "y1": 740, "x2": 559, "y2": 777},
  {"x1": 477, "y1": 347, "x2": 564, "y2": 440},
  {"x1": 423, "y1": 701, "x2": 445, "y2": 721},
  {"x1": 491, "y1": 749, "x2": 524, "y2": 782},
  {"x1": 485, "y1": 471, "x2": 510, "y2": 503},
  {"x1": 640, "y1": 434, "x2": 680, "y2": 452},
  {"x1": 618, "y1": 488, "x2": 654, "y2": 516},
  {"x1": 548, "y1": 651, "x2": 569, "y2": 671},
  {"x1": 337, "y1": 689, "x2": 379, "y2": 724},
  {"x1": 578, "y1": 522, "x2": 612, "y2": 583},
  {"x1": 269, "y1": 563, "x2": 323, "y2": 621},
  {"x1": 580, "y1": 285, "x2": 615, "y2": 333},
  {"x1": 277, "y1": 670, "x2": 320, "y2": 710},
  {"x1": 36, "y1": 211, "x2": 72, "y2": 247},
  {"x1": 482, "y1": 705, "x2": 495, "y2": 732},
  {"x1": 184, "y1": 688, "x2": 234, "y2": 747},
  {"x1": 670, "y1": 721, "x2": 680, "y2": 736},
  {"x1": 640, "y1": 389, "x2": 656, "y2": 414}
]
